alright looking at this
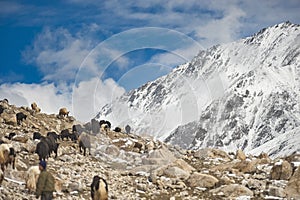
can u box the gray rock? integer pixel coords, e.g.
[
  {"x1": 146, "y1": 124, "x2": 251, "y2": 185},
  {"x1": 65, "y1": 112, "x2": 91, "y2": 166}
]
[
  {"x1": 270, "y1": 160, "x2": 293, "y2": 180},
  {"x1": 163, "y1": 166, "x2": 190, "y2": 180},
  {"x1": 105, "y1": 145, "x2": 120, "y2": 157},
  {"x1": 285, "y1": 166, "x2": 300, "y2": 199},
  {"x1": 236, "y1": 149, "x2": 247, "y2": 160},
  {"x1": 269, "y1": 185, "x2": 286, "y2": 197},
  {"x1": 210, "y1": 184, "x2": 253, "y2": 198},
  {"x1": 188, "y1": 172, "x2": 219, "y2": 188}
]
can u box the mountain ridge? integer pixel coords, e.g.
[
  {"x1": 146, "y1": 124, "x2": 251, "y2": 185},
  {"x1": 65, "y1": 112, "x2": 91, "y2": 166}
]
[{"x1": 96, "y1": 21, "x2": 300, "y2": 157}]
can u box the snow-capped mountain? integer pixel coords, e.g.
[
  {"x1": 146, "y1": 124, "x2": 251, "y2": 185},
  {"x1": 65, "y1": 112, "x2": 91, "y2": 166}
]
[{"x1": 96, "y1": 22, "x2": 300, "y2": 157}]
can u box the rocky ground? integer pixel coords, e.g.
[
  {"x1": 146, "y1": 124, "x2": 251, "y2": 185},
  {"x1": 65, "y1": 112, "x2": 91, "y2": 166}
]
[{"x1": 0, "y1": 100, "x2": 300, "y2": 200}]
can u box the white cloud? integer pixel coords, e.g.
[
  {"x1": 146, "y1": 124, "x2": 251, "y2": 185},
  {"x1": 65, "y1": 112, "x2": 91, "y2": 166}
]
[
  {"x1": 22, "y1": 25, "x2": 132, "y2": 84},
  {"x1": 0, "y1": 82, "x2": 70, "y2": 114},
  {"x1": 22, "y1": 26, "x2": 98, "y2": 83},
  {"x1": 147, "y1": 44, "x2": 202, "y2": 71},
  {"x1": 238, "y1": 0, "x2": 300, "y2": 35},
  {"x1": 0, "y1": 78, "x2": 125, "y2": 122},
  {"x1": 101, "y1": 0, "x2": 299, "y2": 48},
  {"x1": 72, "y1": 77, "x2": 125, "y2": 122},
  {"x1": 195, "y1": 5, "x2": 246, "y2": 47},
  {"x1": 101, "y1": 0, "x2": 243, "y2": 47}
]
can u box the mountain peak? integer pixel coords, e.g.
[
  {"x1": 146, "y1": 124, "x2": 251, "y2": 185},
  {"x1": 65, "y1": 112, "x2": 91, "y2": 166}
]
[
  {"x1": 244, "y1": 21, "x2": 299, "y2": 46},
  {"x1": 96, "y1": 22, "x2": 300, "y2": 158}
]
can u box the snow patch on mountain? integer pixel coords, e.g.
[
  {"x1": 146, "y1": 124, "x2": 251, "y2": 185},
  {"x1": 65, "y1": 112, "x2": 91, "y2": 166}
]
[{"x1": 96, "y1": 21, "x2": 300, "y2": 157}]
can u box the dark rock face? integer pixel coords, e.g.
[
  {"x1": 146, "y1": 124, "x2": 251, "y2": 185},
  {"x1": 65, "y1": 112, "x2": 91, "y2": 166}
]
[{"x1": 167, "y1": 86, "x2": 300, "y2": 154}]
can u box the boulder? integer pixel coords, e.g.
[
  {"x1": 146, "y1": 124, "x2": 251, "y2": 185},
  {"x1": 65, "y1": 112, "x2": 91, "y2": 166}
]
[
  {"x1": 12, "y1": 134, "x2": 29, "y2": 143},
  {"x1": 145, "y1": 141, "x2": 155, "y2": 152},
  {"x1": 270, "y1": 160, "x2": 293, "y2": 180},
  {"x1": 172, "y1": 159, "x2": 195, "y2": 173},
  {"x1": 236, "y1": 149, "x2": 246, "y2": 160},
  {"x1": 210, "y1": 184, "x2": 253, "y2": 198},
  {"x1": 133, "y1": 141, "x2": 144, "y2": 152},
  {"x1": 16, "y1": 159, "x2": 28, "y2": 171},
  {"x1": 258, "y1": 152, "x2": 270, "y2": 160},
  {"x1": 234, "y1": 160, "x2": 257, "y2": 173},
  {"x1": 163, "y1": 166, "x2": 190, "y2": 180},
  {"x1": 142, "y1": 145, "x2": 176, "y2": 166},
  {"x1": 285, "y1": 166, "x2": 300, "y2": 199},
  {"x1": 194, "y1": 148, "x2": 231, "y2": 161},
  {"x1": 105, "y1": 145, "x2": 120, "y2": 157},
  {"x1": 187, "y1": 172, "x2": 219, "y2": 188},
  {"x1": 269, "y1": 186, "x2": 286, "y2": 198},
  {"x1": 245, "y1": 178, "x2": 266, "y2": 190},
  {"x1": 2, "y1": 113, "x2": 17, "y2": 125},
  {"x1": 24, "y1": 139, "x2": 39, "y2": 153}
]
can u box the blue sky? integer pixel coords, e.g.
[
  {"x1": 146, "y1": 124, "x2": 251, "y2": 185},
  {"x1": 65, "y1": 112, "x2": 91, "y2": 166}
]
[{"x1": 0, "y1": 0, "x2": 300, "y2": 122}]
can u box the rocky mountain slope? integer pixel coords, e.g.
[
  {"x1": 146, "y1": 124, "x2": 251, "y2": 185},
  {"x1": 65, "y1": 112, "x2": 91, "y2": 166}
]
[
  {"x1": 165, "y1": 22, "x2": 300, "y2": 157},
  {"x1": 96, "y1": 22, "x2": 300, "y2": 158},
  {"x1": 1, "y1": 100, "x2": 300, "y2": 199}
]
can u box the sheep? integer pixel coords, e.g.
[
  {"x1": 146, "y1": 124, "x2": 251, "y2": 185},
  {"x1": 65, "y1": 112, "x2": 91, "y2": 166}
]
[
  {"x1": 31, "y1": 102, "x2": 41, "y2": 113},
  {"x1": 60, "y1": 129, "x2": 71, "y2": 141},
  {"x1": 58, "y1": 107, "x2": 69, "y2": 117},
  {"x1": 5, "y1": 147, "x2": 16, "y2": 170},
  {"x1": 0, "y1": 98, "x2": 9, "y2": 104},
  {"x1": 42, "y1": 135, "x2": 59, "y2": 158},
  {"x1": 35, "y1": 135, "x2": 59, "y2": 161},
  {"x1": 33, "y1": 132, "x2": 42, "y2": 140},
  {"x1": 0, "y1": 105, "x2": 4, "y2": 115},
  {"x1": 0, "y1": 169, "x2": 3, "y2": 185},
  {"x1": 0, "y1": 143, "x2": 16, "y2": 172},
  {"x1": 78, "y1": 132, "x2": 91, "y2": 156},
  {"x1": 91, "y1": 175, "x2": 108, "y2": 200},
  {"x1": 113, "y1": 127, "x2": 122, "y2": 132},
  {"x1": 35, "y1": 140, "x2": 50, "y2": 161},
  {"x1": 16, "y1": 112, "x2": 27, "y2": 125},
  {"x1": 100, "y1": 124, "x2": 109, "y2": 134},
  {"x1": 5, "y1": 132, "x2": 16, "y2": 140},
  {"x1": 105, "y1": 121, "x2": 111, "y2": 129},
  {"x1": 47, "y1": 131, "x2": 59, "y2": 141},
  {"x1": 25, "y1": 166, "x2": 40, "y2": 192},
  {"x1": 31, "y1": 102, "x2": 37, "y2": 110},
  {"x1": 99, "y1": 120, "x2": 111, "y2": 129},
  {"x1": 72, "y1": 124, "x2": 85, "y2": 135},
  {"x1": 69, "y1": 133, "x2": 78, "y2": 141},
  {"x1": 99, "y1": 120, "x2": 111, "y2": 134},
  {"x1": 91, "y1": 119, "x2": 100, "y2": 134},
  {"x1": 125, "y1": 125, "x2": 131, "y2": 134},
  {"x1": 83, "y1": 122, "x2": 92, "y2": 131}
]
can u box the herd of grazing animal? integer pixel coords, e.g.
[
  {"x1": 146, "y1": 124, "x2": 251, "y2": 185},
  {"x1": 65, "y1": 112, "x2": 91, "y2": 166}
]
[{"x1": 0, "y1": 100, "x2": 109, "y2": 199}]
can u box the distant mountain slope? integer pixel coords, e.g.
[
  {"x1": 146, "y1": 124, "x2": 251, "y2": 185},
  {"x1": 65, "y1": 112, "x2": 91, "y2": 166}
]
[{"x1": 96, "y1": 22, "x2": 300, "y2": 157}]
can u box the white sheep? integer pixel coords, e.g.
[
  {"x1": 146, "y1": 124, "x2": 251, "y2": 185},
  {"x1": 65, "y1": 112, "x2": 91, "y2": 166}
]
[
  {"x1": 0, "y1": 143, "x2": 10, "y2": 171},
  {"x1": 100, "y1": 123, "x2": 109, "y2": 134},
  {"x1": 24, "y1": 166, "x2": 40, "y2": 192},
  {"x1": 0, "y1": 143, "x2": 16, "y2": 172}
]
